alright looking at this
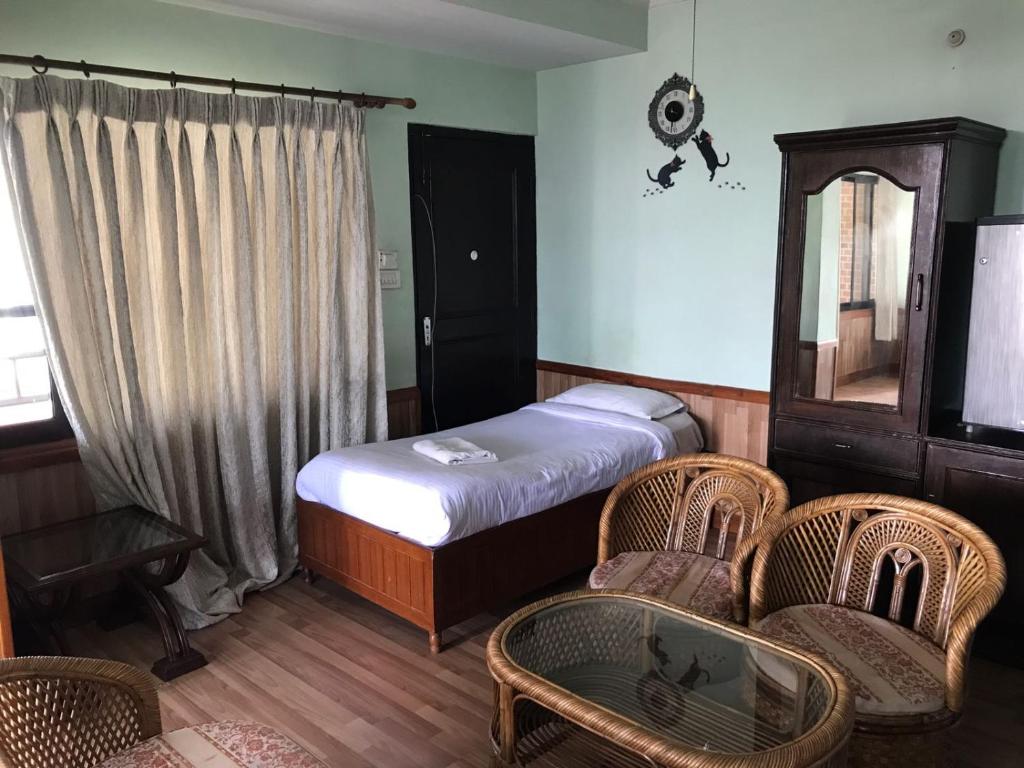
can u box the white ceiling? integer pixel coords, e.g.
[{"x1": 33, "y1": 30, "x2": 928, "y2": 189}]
[{"x1": 159, "y1": 0, "x2": 650, "y2": 70}]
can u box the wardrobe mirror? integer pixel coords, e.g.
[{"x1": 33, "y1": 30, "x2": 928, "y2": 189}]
[{"x1": 796, "y1": 172, "x2": 916, "y2": 408}]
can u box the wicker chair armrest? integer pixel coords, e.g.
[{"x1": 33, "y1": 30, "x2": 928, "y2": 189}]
[
  {"x1": 943, "y1": 617, "x2": 975, "y2": 715},
  {"x1": 943, "y1": 565, "x2": 1006, "y2": 713},
  {"x1": 0, "y1": 656, "x2": 162, "y2": 768},
  {"x1": 738, "y1": 511, "x2": 795, "y2": 624},
  {"x1": 596, "y1": 483, "x2": 646, "y2": 564},
  {"x1": 728, "y1": 528, "x2": 763, "y2": 624}
]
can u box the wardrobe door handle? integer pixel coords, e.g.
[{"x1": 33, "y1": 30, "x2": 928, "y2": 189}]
[
  {"x1": 833, "y1": 443, "x2": 853, "y2": 449},
  {"x1": 914, "y1": 273, "x2": 924, "y2": 311}
]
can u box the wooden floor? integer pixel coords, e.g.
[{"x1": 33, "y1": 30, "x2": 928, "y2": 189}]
[
  {"x1": 834, "y1": 374, "x2": 900, "y2": 407},
  {"x1": 69, "y1": 575, "x2": 1024, "y2": 768}
]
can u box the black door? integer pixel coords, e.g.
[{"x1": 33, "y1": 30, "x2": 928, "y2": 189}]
[{"x1": 409, "y1": 125, "x2": 536, "y2": 432}]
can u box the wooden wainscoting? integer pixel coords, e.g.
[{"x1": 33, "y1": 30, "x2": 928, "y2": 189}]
[
  {"x1": 0, "y1": 387, "x2": 423, "y2": 540},
  {"x1": 536, "y1": 361, "x2": 769, "y2": 463},
  {"x1": 796, "y1": 339, "x2": 837, "y2": 400},
  {"x1": 0, "y1": 458, "x2": 97, "y2": 537},
  {"x1": 836, "y1": 307, "x2": 900, "y2": 386},
  {"x1": 387, "y1": 386, "x2": 422, "y2": 439}
]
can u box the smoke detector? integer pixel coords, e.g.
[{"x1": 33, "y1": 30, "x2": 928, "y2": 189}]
[{"x1": 947, "y1": 29, "x2": 966, "y2": 47}]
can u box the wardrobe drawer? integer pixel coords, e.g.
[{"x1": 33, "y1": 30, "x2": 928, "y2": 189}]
[{"x1": 773, "y1": 419, "x2": 919, "y2": 475}]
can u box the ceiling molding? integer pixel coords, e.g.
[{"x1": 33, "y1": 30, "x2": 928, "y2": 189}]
[{"x1": 157, "y1": 0, "x2": 648, "y2": 71}]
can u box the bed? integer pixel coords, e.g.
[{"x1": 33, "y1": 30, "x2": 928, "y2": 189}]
[{"x1": 295, "y1": 395, "x2": 703, "y2": 652}]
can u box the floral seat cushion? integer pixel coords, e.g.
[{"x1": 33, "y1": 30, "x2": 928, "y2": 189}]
[
  {"x1": 753, "y1": 604, "x2": 947, "y2": 718},
  {"x1": 96, "y1": 721, "x2": 326, "y2": 767},
  {"x1": 588, "y1": 550, "x2": 734, "y2": 621}
]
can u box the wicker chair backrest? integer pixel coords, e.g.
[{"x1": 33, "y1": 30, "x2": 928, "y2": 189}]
[
  {"x1": 0, "y1": 657, "x2": 161, "y2": 768},
  {"x1": 750, "y1": 494, "x2": 1006, "y2": 649},
  {"x1": 599, "y1": 454, "x2": 789, "y2": 563}
]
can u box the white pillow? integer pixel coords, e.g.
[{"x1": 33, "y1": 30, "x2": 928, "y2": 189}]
[{"x1": 546, "y1": 383, "x2": 685, "y2": 420}]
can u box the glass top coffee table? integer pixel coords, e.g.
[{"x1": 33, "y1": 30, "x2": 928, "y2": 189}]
[
  {"x1": 487, "y1": 591, "x2": 853, "y2": 768},
  {"x1": 2, "y1": 505, "x2": 207, "y2": 681}
]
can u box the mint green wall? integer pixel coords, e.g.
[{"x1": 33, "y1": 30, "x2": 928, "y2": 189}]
[
  {"x1": 0, "y1": 0, "x2": 537, "y2": 389},
  {"x1": 537, "y1": 0, "x2": 1024, "y2": 391}
]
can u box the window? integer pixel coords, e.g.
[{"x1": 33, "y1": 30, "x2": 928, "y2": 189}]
[
  {"x1": 0, "y1": 169, "x2": 72, "y2": 447},
  {"x1": 839, "y1": 174, "x2": 878, "y2": 310}
]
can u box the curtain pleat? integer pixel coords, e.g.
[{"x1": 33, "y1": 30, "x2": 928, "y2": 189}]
[{"x1": 0, "y1": 75, "x2": 387, "y2": 627}]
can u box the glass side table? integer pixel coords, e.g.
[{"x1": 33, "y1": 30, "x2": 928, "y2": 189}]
[{"x1": 2, "y1": 505, "x2": 207, "y2": 680}]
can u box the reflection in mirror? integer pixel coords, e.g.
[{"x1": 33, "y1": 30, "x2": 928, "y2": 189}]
[{"x1": 797, "y1": 173, "x2": 915, "y2": 408}]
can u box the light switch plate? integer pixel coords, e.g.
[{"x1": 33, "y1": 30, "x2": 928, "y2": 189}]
[
  {"x1": 377, "y1": 250, "x2": 399, "y2": 270},
  {"x1": 380, "y1": 269, "x2": 401, "y2": 290}
]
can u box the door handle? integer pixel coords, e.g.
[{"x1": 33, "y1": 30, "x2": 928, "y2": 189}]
[
  {"x1": 422, "y1": 316, "x2": 432, "y2": 347},
  {"x1": 914, "y1": 273, "x2": 924, "y2": 311}
]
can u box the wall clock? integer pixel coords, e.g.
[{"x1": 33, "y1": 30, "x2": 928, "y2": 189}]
[{"x1": 648, "y1": 73, "x2": 704, "y2": 150}]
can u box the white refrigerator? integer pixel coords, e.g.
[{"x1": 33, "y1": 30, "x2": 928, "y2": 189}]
[{"x1": 963, "y1": 216, "x2": 1024, "y2": 432}]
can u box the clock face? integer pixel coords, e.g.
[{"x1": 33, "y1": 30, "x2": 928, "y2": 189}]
[{"x1": 648, "y1": 74, "x2": 704, "y2": 150}]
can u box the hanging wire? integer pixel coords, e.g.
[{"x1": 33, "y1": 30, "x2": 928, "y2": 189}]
[
  {"x1": 414, "y1": 194, "x2": 441, "y2": 431},
  {"x1": 689, "y1": 0, "x2": 698, "y2": 100}
]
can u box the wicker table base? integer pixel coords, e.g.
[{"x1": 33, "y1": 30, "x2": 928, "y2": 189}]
[{"x1": 487, "y1": 591, "x2": 853, "y2": 768}]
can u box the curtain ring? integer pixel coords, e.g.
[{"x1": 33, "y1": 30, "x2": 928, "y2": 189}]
[
  {"x1": 80, "y1": 60, "x2": 90, "y2": 78},
  {"x1": 280, "y1": 83, "x2": 286, "y2": 98},
  {"x1": 337, "y1": 90, "x2": 344, "y2": 105},
  {"x1": 31, "y1": 55, "x2": 49, "y2": 75},
  {"x1": 310, "y1": 87, "x2": 316, "y2": 104},
  {"x1": 169, "y1": 71, "x2": 177, "y2": 88},
  {"x1": 230, "y1": 77, "x2": 237, "y2": 95}
]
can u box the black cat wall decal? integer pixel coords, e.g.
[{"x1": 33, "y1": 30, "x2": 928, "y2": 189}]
[
  {"x1": 646, "y1": 154, "x2": 685, "y2": 189},
  {"x1": 643, "y1": 75, "x2": 740, "y2": 196},
  {"x1": 693, "y1": 129, "x2": 730, "y2": 181}
]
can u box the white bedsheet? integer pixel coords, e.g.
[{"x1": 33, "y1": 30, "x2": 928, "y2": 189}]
[{"x1": 295, "y1": 402, "x2": 702, "y2": 547}]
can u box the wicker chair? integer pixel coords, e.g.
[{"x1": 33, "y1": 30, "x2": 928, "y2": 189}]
[
  {"x1": 734, "y1": 493, "x2": 1006, "y2": 766},
  {"x1": 589, "y1": 453, "x2": 789, "y2": 623},
  {"x1": 0, "y1": 656, "x2": 162, "y2": 768}
]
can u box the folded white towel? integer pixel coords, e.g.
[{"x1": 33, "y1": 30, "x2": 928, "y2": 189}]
[{"x1": 412, "y1": 437, "x2": 498, "y2": 466}]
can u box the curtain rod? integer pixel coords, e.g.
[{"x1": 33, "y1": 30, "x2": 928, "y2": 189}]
[{"x1": 0, "y1": 53, "x2": 417, "y2": 110}]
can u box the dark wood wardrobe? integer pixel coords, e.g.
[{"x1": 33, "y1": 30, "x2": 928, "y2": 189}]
[{"x1": 767, "y1": 117, "x2": 1024, "y2": 665}]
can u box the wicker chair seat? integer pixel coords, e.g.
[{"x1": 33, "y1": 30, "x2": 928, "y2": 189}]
[
  {"x1": 753, "y1": 604, "x2": 946, "y2": 720},
  {"x1": 96, "y1": 721, "x2": 325, "y2": 767},
  {"x1": 588, "y1": 550, "x2": 734, "y2": 621}
]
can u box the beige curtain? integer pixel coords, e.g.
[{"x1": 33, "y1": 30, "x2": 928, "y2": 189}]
[{"x1": 0, "y1": 75, "x2": 387, "y2": 627}]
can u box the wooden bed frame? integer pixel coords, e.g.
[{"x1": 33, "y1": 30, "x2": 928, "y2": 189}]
[{"x1": 296, "y1": 489, "x2": 609, "y2": 652}]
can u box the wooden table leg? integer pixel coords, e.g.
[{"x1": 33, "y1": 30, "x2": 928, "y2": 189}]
[
  {"x1": 127, "y1": 553, "x2": 207, "y2": 681},
  {"x1": 11, "y1": 585, "x2": 71, "y2": 655}
]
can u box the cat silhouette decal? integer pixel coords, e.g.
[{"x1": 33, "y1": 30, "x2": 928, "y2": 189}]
[
  {"x1": 646, "y1": 154, "x2": 685, "y2": 189},
  {"x1": 644, "y1": 73, "x2": 737, "y2": 196},
  {"x1": 693, "y1": 129, "x2": 730, "y2": 181}
]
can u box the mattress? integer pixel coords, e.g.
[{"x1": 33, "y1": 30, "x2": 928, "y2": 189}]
[{"x1": 295, "y1": 402, "x2": 703, "y2": 547}]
